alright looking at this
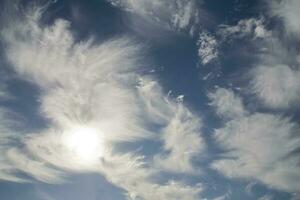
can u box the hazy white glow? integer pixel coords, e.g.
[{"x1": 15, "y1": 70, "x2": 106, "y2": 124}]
[{"x1": 65, "y1": 127, "x2": 104, "y2": 162}]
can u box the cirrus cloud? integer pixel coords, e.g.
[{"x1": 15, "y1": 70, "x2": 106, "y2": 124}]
[
  {"x1": 0, "y1": 2, "x2": 204, "y2": 200},
  {"x1": 210, "y1": 88, "x2": 300, "y2": 193}
]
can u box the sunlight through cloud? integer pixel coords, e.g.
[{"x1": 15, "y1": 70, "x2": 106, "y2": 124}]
[{"x1": 64, "y1": 126, "x2": 104, "y2": 163}]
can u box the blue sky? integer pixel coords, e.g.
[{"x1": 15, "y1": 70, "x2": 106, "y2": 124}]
[{"x1": 0, "y1": 0, "x2": 300, "y2": 200}]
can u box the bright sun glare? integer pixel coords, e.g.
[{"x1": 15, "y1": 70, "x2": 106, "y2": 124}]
[{"x1": 65, "y1": 126, "x2": 104, "y2": 163}]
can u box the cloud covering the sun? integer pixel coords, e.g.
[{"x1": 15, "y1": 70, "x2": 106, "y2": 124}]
[{"x1": 0, "y1": 2, "x2": 205, "y2": 200}]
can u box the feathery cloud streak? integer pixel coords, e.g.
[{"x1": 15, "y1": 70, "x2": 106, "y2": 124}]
[
  {"x1": 0, "y1": 3, "x2": 204, "y2": 199},
  {"x1": 210, "y1": 88, "x2": 300, "y2": 193}
]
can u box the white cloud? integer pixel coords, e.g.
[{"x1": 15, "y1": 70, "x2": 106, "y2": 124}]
[
  {"x1": 0, "y1": 107, "x2": 26, "y2": 183},
  {"x1": 197, "y1": 31, "x2": 219, "y2": 65},
  {"x1": 107, "y1": 0, "x2": 203, "y2": 34},
  {"x1": 214, "y1": 18, "x2": 300, "y2": 111},
  {"x1": 252, "y1": 64, "x2": 300, "y2": 109},
  {"x1": 0, "y1": 84, "x2": 11, "y2": 101},
  {"x1": 124, "y1": 181, "x2": 202, "y2": 200},
  {"x1": 137, "y1": 79, "x2": 205, "y2": 173},
  {"x1": 248, "y1": 2, "x2": 300, "y2": 110},
  {"x1": 212, "y1": 189, "x2": 232, "y2": 200},
  {"x1": 258, "y1": 194, "x2": 273, "y2": 200},
  {"x1": 99, "y1": 152, "x2": 203, "y2": 200},
  {"x1": 217, "y1": 18, "x2": 271, "y2": 40},
  {"x1": 0, "y1": 3, "x2": 204, "y2": 199},
  {"x1": 227, "y1": 5, "x2": 300, "y2": 193},
  {"x1": 6, "y1": 148, "x2": 65, "y2": 184},
  {"x1": 245, "y1": 181, "x2": 258, "y2": 196},
  {"x1": 208, "y1": 88, "x2": 246, "y2": 119},
  {"x1": 153, "y1": 102, "x2": 204, "y2": 173},
  {"x1": 210, "y1": 89, "x2": 300, "y2": 193},
  {"x1": 136, "y1": 79, "x2": 175, "y2": 125},
  {"x1": 269, "y1": 0, "x2": 300, "y2": 36},
  {"x1": 212, "y1": 195, "x2": 226, "y2": 200},
  {"x1": 247, "y1": 26, "x2": 300, "y2": 109},
  {"x1": 2, "y1": 11, "x2": 152, "y2": 143}
]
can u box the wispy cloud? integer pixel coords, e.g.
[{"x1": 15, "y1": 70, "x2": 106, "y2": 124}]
[
  {"x1": 208, "y1": 87, "x2": 246, "y2": 119},
  {"x1": 258, "y1": 194, "x2": 273, "y2": 200},
  {"x1": 217, "y1": 15, "x2": 300, "y2": 109},
  {"x1": 268, "y1": 0, "x2": 300, "y2": 36},
  {"x1": 252, "y1": 64, "x2": 300, "y2": 109},
  {"x1": 210, "y1": 88, "x2": 300, "y2": 193},
  {"x1": 217, "y1": 17, "x2": 271, "y2": 41},
  {"x1": 244, "y1": 19, "x2": 300, "y2": 109},
  {"x1": 0, "y1": 106, "x2": 27, "y2": 183},
  {"x1": 107, "y1": 0, "x2": 204, "y2": 35},
  {"x1": 197, "y1": 31, "x2": 219, "y2": 65},
  {"x1": 0, "y1": 2, "x2": 204, "y2": 199},
  {"x1": 153, "y1": 99, "x2": 204, "y2": 173},
  {"x1": 208, "y1": 3, "x2": 300, "y2": 194}
]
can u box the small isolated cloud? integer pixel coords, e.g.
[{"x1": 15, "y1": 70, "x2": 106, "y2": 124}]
[
  {"x1": 197, "y1": 31, "x2": 219, "y2": 65},
  {"x1": 210, "y1": 88, "x2": 300, "y2": 193}
]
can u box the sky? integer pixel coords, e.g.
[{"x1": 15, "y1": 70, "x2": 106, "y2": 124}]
[{"x1": 0, "y1": 0, "x2": 299, "y2": 200}]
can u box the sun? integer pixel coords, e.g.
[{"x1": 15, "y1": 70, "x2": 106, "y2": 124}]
[{"x1": 64, "y1": 126, "x2": 104, "y2": 163}]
